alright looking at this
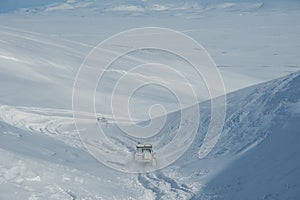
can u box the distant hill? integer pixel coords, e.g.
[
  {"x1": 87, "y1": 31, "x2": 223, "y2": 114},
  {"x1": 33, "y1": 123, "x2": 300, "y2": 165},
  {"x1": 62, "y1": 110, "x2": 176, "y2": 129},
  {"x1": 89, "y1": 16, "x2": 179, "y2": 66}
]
[
  {"x1": 0, "y1": 0, "x2": 64, "y2": 13},
  {"x1": 1, "y1": 0, "x2": 299, "y2": 14}
]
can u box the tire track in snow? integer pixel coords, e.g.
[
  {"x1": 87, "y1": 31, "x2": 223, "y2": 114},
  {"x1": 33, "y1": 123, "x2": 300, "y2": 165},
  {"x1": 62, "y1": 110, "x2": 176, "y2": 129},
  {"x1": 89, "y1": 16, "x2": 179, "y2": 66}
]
[
  {"x1": 138, "y1": 173, "x2": 165, "y2": 200},
  {"x1": 0, "y1": 105, "x2": 82, "y2": 148},
  {"x1": 155, "y1": 171, "x2": 192, "y2": 194},
  {"x1": 138, "y1": 172, "x2": 193, "y2": 200}
]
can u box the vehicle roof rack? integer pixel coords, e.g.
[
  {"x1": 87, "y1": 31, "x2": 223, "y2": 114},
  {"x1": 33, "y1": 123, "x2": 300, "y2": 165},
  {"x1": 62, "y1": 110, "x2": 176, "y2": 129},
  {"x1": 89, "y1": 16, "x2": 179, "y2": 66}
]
[{"x1": 136, "y1": 144, "x2": 152, "y2": 148}]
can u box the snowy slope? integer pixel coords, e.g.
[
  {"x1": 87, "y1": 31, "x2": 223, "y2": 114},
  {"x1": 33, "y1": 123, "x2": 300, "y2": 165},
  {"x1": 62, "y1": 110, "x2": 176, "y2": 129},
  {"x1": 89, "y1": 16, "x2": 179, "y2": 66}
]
[
  {"x1": 190, "y1": 72, "x2": 300, "y2": 200},
  {"x1": 0, "y1": 70, "x2": 299, "y2": 199},
  {"x1": 151, "y1": 71, "x2": 300, "y2": 200},
  {"x1": 0, "y1": 0, "x2": 300, "y2": 199},
  {"x1": 1, "y1": 10, "x2": 299, "y2": 109},
  {"x1": 0, "y1": 121, "x2": 146, "y2": 200},
  {"x1": 0, "y1": 0, "x2": 65, "y2": 13}
]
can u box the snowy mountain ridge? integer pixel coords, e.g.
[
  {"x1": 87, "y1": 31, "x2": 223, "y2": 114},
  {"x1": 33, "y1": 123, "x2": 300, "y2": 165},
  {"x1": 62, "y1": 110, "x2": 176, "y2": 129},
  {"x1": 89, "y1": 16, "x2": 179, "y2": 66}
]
[{"x1": 1, "y1": 0, "x2": 299, "y2": 15}]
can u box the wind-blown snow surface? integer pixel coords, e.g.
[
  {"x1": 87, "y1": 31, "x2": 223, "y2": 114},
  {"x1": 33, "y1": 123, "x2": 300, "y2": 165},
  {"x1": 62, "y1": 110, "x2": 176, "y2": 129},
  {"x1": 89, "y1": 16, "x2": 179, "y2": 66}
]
[
  {"x1": 188, "y1": 72, "x2": 300, "y2": 200},
  {"x1": 1, "y1": 0, "x2": 300, "y2": 199},
  {"x1": 0, "y1": 0, "x2": 65, "y2": 13},
  {"x1": 1, "y1": 71, "x2": 299, "y2": 199}
]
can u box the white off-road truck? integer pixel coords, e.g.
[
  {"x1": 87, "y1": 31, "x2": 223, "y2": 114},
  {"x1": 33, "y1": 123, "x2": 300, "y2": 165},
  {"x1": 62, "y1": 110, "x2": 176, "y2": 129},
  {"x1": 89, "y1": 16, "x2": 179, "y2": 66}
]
[{"x1": 134, "y1": 144, "x2": 157, "y2": 166}]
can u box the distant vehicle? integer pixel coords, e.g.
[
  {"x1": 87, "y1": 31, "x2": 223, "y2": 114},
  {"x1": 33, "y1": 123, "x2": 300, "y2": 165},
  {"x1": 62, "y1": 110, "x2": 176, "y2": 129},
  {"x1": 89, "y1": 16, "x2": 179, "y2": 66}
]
[
  {"x1": 134, "y1": 144, "x2": 157, "y2": 166},
  {"x1": 97, "y1": 116, "x2": 108, "y2": 126}
]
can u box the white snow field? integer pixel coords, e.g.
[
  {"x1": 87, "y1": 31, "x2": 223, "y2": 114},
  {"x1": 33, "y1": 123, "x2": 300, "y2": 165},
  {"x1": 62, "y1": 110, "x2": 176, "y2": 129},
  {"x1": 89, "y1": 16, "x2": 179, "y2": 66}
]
[{"x1": 0, "y1": 0, "x2": 300, "y2": 199}]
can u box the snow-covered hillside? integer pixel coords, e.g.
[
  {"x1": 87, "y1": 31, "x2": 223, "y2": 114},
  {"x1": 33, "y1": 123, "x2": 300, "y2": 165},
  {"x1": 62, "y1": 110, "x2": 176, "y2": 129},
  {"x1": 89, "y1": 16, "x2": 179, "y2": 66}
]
[
  {"x1": 188, "y1": 71, "x2": 300, "y2": 200},
  {"x1": 0, "y1": 0, "x2": 65, "y2": 13},
  {"x1": 0, "y1": 0, "x2": 300, "y2": 199},
  {"x1": 0, "y1": 70, "x2": 299, "y2": 199}
]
